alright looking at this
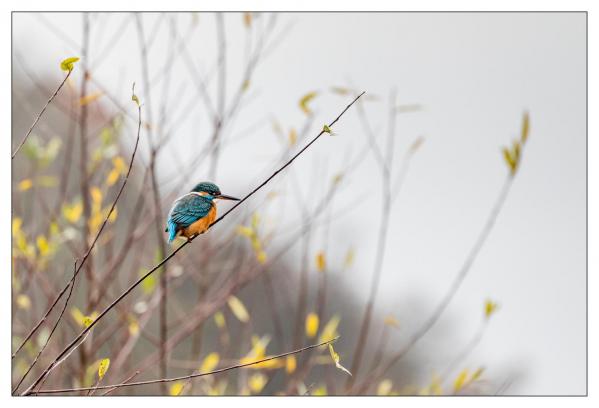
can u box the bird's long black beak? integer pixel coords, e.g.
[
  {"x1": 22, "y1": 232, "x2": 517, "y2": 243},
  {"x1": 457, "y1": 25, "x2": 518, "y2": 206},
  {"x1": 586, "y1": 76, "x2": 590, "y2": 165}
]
[{"x1": 217, "y1": 194, "x2": 240, "y2": 201}]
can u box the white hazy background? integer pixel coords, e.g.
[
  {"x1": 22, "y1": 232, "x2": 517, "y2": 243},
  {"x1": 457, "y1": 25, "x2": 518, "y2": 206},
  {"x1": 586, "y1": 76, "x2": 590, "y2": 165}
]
[{"x1": 12, "y1": 12, "x2": 586, "y2": 395}]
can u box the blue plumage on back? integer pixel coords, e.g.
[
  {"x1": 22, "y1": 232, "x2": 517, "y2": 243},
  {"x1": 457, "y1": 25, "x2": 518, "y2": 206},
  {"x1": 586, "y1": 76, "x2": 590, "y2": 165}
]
[{"x1": 165, "y1": 193, "x2": 214, "y2": 243}]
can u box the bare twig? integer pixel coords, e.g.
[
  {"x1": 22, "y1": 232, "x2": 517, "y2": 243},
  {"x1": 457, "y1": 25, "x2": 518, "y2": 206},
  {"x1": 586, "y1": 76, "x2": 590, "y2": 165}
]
[
  {"x1": 12, "y1": 69, "x2": 73, "y2": 159},
  {"x1": 35, "y1": 337, "x2": 339, "y2": 394}
]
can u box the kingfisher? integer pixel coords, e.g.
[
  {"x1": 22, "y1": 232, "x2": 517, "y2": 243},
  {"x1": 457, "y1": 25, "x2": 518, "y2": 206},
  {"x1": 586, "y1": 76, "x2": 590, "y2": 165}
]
[{"x1": 165, "y1": 182, "x2": 240, "y2": 243}]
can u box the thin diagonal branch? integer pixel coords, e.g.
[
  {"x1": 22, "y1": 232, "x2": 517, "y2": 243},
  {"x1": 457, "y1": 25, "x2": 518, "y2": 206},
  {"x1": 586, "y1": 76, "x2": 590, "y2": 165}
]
[
  {"x1": 34, "y1": 337, "x2": 339, "y2": 394},
  {"x1": 12, "y1": 69, "x2": 73, "y2": 159},
  {"x1": 22, "y1": 92, "x2": 365, "y2": 396}
]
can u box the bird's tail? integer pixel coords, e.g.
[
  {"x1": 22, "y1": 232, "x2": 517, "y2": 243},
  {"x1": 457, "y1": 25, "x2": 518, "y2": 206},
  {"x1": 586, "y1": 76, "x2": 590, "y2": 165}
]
[{"x1": 166, "y1": 220, "x2": 178, "y2": 243}]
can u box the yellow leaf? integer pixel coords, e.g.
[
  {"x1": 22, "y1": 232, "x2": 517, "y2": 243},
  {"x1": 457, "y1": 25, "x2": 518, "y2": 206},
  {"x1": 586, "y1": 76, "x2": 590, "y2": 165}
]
[
  {"x1": 112, "y1": 156, "x2": 126, "y2": 174},
  {"x1": 248, "y1": 373, "x2": 266, "y2": 394},
  {"x1": 227, "y1": 295, "x2": 249, "y2": 323},
  {"x1": 60, "y1": 56, "x2": 79, "y2": 71},
  {"x1": 285, "y1": 355, "x2": 296, "y2": 374},
  {"x1": 315, "y1": 251, "x2": 326, "y2": 272},
  {"x1": 328, "y1": 343, "x2": 351, "y2": 376},
  {"x1": 472, "y1": 367, "x2": 485, "y2": 381},
  {"x1": 37, "y1": 175, "x2": 58, "y2": 187},
  {"x1": 243, "y1": 12, "x2": 252, "y2": 28},
  {"x1": 36, "y1": 235, "x2": 50, "y2": 256},
  {"x1": 288, "y1": 128, "x2": 297, "y2": 146},
  {"x1": 251, "y1": 213, "x2": 260, "y2": 230},
  {"x1": 241, "y1": 79, "x2": 250, "y2": 92},
  {"x1": 256, "y1": 250, "x2": 267, "y2": 264},
  {"x1": 319, "y1": 315, "x2": 340, "y2": 343},
  {"x1": 106, "y1": 168, "x2": 120, "y2": 187},
  {"x1": 131, "y1": 83, "x2": 140, "y2": 106},
  {"x1": 377, "y1": 379, "x2": 393, "y2": 395},
  {"x1": 330, "y1": 86, "x2": 350, "y2": 95},
  {"x1": 409, "y1": 136, "x2": 425, "y2": 153},
  {"x1": 98, "y1": 358, "x2": 110, "y2": 380},
  {"x1": 332, "y1": 173, "x2": 343, "y2": 185},
  {"x1": 63, "y1": 201, "x2": 83, "y2": 223},
  {"x1": 484, "y1": 299, "x2": 498, "y2": 318},
  {"x1": 236, "y1": 225, "x2": 254, "y2": 238},
  {"x1": 214, "y1": 311, "x2": 226, "y2": 329},
  {"x1": 90, "y1": 187, "x2": 103, "y2": 207},
  {"x1": 79, "y1": 91, "x2": 103, "y2": 106},
  {"x1": 16, "y1": 294, "x2": 31, "y2": 310},
  {"x1": 12, "y1": 218, "x2": 22, "y2": 237},
  {"x1": 200, "y1": 352, "x2": 220, "y2": 373},
  {"x1": 312, "y1": 385, "x2": 327, "y2": 396},
  {"x1": 128, "y1": 318, "x2": 139, "y2": 336},
  {"x1": 453, "y1": 369, "x2": 469, "y2": 392},
  {"x1": 384, "y1": 315, "x2": 400, "y2": 328},
  {"x1": 18, "y1": 179, "x2": 33, "y2": 191},
  {"x1": 502, "y1": 147, "x2": 516, "y2": 174},
  {"x1": 305, "y1": 313, "x2": 319, "y2": 338},
  {"x1": 299, "y1": 91, "x2": 318, "y2": 115},
  {"x1": 344, "y1": 248, "x2": 355, "y2": 268},
  {"x1": 71, "y1": 307, "x2": 86, "y2": 326},
  {"x1": 107, "y1": 206, "x2": 118, "y2": 223},
  {"x1": 322, "y1": 124, "x2": 332, "y2": 134},
  {"x1": 169, "y1": 382, "x2": 184, "y2": 396},
  {"x1": 521, "y1": 111, "x2": 530, "y2": 143}
]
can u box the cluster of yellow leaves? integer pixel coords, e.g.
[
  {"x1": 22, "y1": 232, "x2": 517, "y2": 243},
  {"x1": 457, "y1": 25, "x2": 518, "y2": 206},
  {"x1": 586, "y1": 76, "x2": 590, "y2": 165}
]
[
  {"x1": 453, "y1": 367, "x2": 484, "y2": 393},
  {"x1": 502, "y1": 112, "x2": 530, "y2": 175},
  {"x1": 484, "y1": 299, "x2": 499, "y2": 319},
  {"x1": 71, "y1": 307, "x2": 98, "y2": 328},
  {"x1": 12, "y1": 217, "x2": 35, "y2": 259},
  {"x1": 236, "y1": 213, "x2": 267, "y2": 264}
]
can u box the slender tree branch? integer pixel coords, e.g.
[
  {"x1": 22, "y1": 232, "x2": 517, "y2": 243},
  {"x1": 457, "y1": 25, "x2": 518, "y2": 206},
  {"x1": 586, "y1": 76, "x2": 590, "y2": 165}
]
[
  {"x1": 21, "y1": 92, "x2": 364, "y2": 395},
  {"x1": 12, "y1": 68, "x2": 73, "y2": 159},
  {"x1": 34, "y1": 337, "x2": 339, "y2": 394}
]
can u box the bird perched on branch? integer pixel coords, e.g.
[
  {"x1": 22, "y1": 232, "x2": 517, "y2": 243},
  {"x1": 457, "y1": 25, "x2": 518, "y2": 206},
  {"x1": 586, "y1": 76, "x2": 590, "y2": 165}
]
[{"x1": 165, "y1": 182, "x2": 240, "y2": 243}]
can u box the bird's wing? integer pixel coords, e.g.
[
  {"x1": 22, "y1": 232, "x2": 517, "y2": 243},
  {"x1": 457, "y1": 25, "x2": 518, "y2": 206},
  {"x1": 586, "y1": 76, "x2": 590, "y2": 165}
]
[{"x1": 168, "y1": 194, "x2": 213, "y2": 228}]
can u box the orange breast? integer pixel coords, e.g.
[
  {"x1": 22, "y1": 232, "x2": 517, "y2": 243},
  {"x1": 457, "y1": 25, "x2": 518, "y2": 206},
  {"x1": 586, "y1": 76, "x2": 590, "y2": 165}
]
[{"x1": 182, "y1": 205, "x2": 217, "y2": 238}]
